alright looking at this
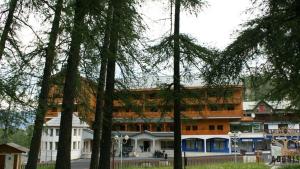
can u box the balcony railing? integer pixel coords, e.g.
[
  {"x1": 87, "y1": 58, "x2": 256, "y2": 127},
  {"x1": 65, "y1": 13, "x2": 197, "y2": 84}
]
[{"x1": 265, "y1": 129, "x2": 300, "y2": 134}]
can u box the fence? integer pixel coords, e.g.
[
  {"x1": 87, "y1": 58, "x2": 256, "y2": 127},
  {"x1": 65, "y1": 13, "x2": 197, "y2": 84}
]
[{"x1": 111, "y1": 155, "x2": 243, "y2": 169}]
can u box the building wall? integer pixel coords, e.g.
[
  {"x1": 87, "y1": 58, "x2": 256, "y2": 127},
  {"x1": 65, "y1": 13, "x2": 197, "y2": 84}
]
[{"x1": 40, "y1": 127, "x2": 84, "y2": 162}]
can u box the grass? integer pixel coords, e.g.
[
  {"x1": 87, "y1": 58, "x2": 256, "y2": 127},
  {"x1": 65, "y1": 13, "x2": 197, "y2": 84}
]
[
  {"x1": 127, "y1": 163, "x2": 270, "y2": 169},
  {"x1": 34, "y1": 162, "x2": 270, "y2": 169},
  {"x1": 37, "y1": 164, "x2": 55, "y2": 169},
  {"x1": 278, "y1": 165, "x2": 300, "y2": 169}
]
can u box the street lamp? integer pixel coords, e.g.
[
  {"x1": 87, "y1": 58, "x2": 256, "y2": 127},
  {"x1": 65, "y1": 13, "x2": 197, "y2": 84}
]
[
  {"x1": 113, "y1": 134, "x2": 129, "y2": 169},
  {"x1": 228, "y1": 131, "x2": 241, "y2": 163}
]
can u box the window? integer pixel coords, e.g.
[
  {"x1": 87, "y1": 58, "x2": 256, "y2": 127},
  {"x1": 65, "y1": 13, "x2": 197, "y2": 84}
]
[
  {"x1": 45, "y1": 142, "x2": 48, "y2": 150},
  {"x1": 192, "y1": 125, "x2": 198, "y2": 131},
  {"x1": 180, "y1": 105, "x2": 187, "y2": 111},
  {"x1": 142, "y1": 124, "x2": 149, "y2": 131},
  {"x1": 161, "y1": 141, "x2": 174, "y2": 149},
  {"x1": 78, "y1": 141, "x2": 80, "y2": 149},
  {"x1": 50, "y1": 129, "x2": 53, "y2": 136},
  {"x1": 74, "y1": 129, "x2": 77, "y2": 136},
  {"x1": 55, "y1": 142, "x2": 58, "y2": 150},
  {"x1": 217, "y1": 125, "x2": 223, "y2": 130},
  {"x1": 224, "y1": 90, "x2": 233, "y2": 98},
  {"x1": 44, "y1": 128, "x2": 48, "y2": 136},
  {"x1": 207, "y1": 90, "x2": 218, "y2": 97},
  {"x1": 224, "y1": 104, "x2": 235, "y2": 111},
  {"x1": 51, "y1": 107, "x2": 57, "y2": 112},
  {"x1": 192, "y1": 105, "x2": 203, "y2": 112},
  {"x1": 264, "y1": 124, "x2": 269, "y2": 130},
  {"x1": 78, "y1": 129, "x2": 81, "y2": 136},
  {"x1": 278, "y1": 124, "x2": 288, "y2": 129},
  {"x1": 120, "y1": 125, "x2": 126, "y2": 131},
  {"x1": 149, "y1": 93, "x2": 156, "y2": 99},
  {"x1": 56, "y1": 129, "x2": 59, "y2": 136},
  {"x1": 209, "y1": 125, "x2": 215, "y2": 130},
  {"x1": 186, "y1": 126, "x2": 191, "y2": 131},
  {"x1": 156, "y1": 125, "x2": 162, "y2": 132},
  {"x1": 50, "y1": 142, "x2": 53, "y2": 150},
  {"x1": 186, "y1": 139, "x2": 196, "y2": 149},
  {"x1": 150, "y1": 106, "x2": 158, "y2": 112},
  {"x1": 213, "y1": 139, "x2": 226, "y2": 150},
  {"x1": 73, "y1": 142, "x2": 76, "y2": 150},
  {"x1": 208, "y1": 104, "x2": 221, "y2": 111}
]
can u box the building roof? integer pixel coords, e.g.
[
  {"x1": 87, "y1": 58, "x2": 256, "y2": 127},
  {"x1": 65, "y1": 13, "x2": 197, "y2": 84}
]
[
  {"x1": 112, "y1": 130, "x2": 174, "y2": 138},
  {"x1": 44, "y1": 113, "x2": 89, "y2": 128},
  {"x1": 0, "y1": 143, "x2": 29, "y2": 154},
  {"x1": 243, "y1": 100, "x2": 292, "y2": 111},
  {"x1": 118, "y1": 75, "x2": 242, "y2": 90}
]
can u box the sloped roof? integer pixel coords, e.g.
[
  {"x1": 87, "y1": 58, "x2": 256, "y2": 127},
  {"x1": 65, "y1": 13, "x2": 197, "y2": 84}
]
[
  {"x1": 243, "y1": 100, "x2": 292, "y2": 111},
  {"x1": 0, "y1": 143, "x2": 29, "y2": 153},
  {"x1": 117, "y1": 75, "x2": 242, "y2": 90},
  {"x1": 45, "y1": 113, "x2": 89, "y2": 128}
]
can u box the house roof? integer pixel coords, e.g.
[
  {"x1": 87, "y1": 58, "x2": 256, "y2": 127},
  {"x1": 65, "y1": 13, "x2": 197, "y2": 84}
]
[
  {"x1": 45, "y1": 113, "x2": 89, "y2": 128},
  {"x1": 113, "y1": 130, "x2": 174, "y2": 138},
  {"x1": 0, "y1": 143, "x2": 29, "y2": 154},
  {"x1": 243, "y1": 100, "x2": 292, "y2": 111},
  {"x1": 117, "y1": 75, "x2": 243, "y2": 90}
]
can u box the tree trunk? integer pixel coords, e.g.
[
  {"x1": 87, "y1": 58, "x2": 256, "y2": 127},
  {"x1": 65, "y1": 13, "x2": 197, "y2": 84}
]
[
  {"x1": 55, "y1": 0, "x2": 87, "y2": 169},
  {"x1": 0, "y1": 0, "x2": 18, "y2": 60},
  {"x1": 98, "y1": 1, "x2": 121, "y2": 169},
  {"x1": 25, "y1": 0, "x2": 63, "y2": 169},
  {"x1": 173, "y1": 0, "x2": 182, "y2": 169},
  {"x1": 89, "y1": 3, "x2": 113, "y2": 169}
]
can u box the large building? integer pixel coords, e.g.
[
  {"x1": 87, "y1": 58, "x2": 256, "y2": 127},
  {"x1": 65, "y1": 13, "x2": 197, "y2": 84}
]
[
  {"x1": 111, "y1": 86, "x2": 244, "y2": 157},
  {"x1": 41, "y1": 75, "x2": 299, "y2": 160}
]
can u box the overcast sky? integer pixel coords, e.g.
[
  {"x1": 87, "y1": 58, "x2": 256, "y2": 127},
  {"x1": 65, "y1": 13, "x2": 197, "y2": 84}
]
[{"x1": 141, "y1": 0, "x2": 253, "y2": 50}]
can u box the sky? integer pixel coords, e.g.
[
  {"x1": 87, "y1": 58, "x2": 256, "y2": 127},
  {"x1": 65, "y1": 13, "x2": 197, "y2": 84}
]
[{"x1": 141, "y1": 0, "x2": 253, "y2": 50}]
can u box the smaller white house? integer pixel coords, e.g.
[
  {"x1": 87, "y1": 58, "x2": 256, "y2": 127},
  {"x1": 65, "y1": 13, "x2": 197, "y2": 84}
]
[{"x1": 39, "y1": 114, "x2": 92, "y2": 162}]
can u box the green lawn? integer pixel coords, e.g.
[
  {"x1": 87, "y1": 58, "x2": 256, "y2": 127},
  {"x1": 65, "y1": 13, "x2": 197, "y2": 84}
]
[
  {"x1": 278, "y1": 165, "x2": 300, "y2": 169},
  {"x1": 127, "y1": 163, "x2": 269, "y2": 169},
  {"x1": 37, "y1": 164, "x2": 55, "y2": 169},
  {"x1": 35, "y1": 162, "x2": 270, "y2": 169}
]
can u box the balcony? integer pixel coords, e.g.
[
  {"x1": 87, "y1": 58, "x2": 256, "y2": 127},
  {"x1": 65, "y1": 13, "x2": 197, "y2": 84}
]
[
  {"x1": 182, "y1": 129, "x2": 229, "y2": 135},
  {"x1": 265, "y1": 129, "x2": 300, "y2": 134}
]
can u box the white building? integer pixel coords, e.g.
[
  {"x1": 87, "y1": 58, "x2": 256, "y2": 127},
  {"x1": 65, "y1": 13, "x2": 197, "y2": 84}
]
[{"x1": 40, "y1": 114, "x2": 92, "y2": 162}]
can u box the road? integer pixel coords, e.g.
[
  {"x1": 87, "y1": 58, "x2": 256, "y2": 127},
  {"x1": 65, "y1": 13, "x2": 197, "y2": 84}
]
[{"x1": 71, "y1": 159, "x2": 90, "y2": 169}]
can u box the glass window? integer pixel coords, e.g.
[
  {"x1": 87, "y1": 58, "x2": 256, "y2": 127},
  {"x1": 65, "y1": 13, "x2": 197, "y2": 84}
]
[
  {"x1": 214, "y1": 139, "x2": 225, "y2": 150},
  {"x1": 50, "y1": 142, "x2": 53, "y2": 150},
  {"x1": 56, "y1": 129, "x2": 59, "y2": 136},
  {"x1": 161, "y1": 141, "x2": 174, "y2": 149},
  {"x1": 50, "y1": 129, "x2": 53, "y2": 136},
  {"x1": 73, "y1": 142, "x2": 76, "y2": 150},
  {"x1": 192, "y1": 125, "x2": 198, "y2": 131},
  {"x1": 45, "y1": 142, "x2": 48, "y2": 150},
  {"x1": 217, "y1": 125, "x2": 223, "y2": 130},
  {"x1": 74, "y1": 129, "x2": 77, "y2": 136},
  {"x1": 208, "y1": 104, "x2": 222, "y2": 111},
  {"x1": 186, "y1": 139, "x2": 196, "y2": 149},
  {"x1": 224, "y1": 104, "x2": 235, "y2": 111},
  {"x1": 55, "y1": 142, "x2": 58, "y2": 150},
  {"x1": 186, "y1": 126, "x2": 191, "y2": 131},
  {"x1": 209, "y1": 125, "x2": 215, "y2": 130}
]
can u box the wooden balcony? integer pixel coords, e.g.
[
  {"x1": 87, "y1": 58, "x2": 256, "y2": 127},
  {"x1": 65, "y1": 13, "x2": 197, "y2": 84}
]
[
  {"x1": 182, "y1": 129, "x2": 230, "y2": 135},
  {"x1": 265, "y1": 129, "x2": 300, "y2": 134},
  {"x1": 113, "y1": 110, "x2": 242, "y2": 119}
]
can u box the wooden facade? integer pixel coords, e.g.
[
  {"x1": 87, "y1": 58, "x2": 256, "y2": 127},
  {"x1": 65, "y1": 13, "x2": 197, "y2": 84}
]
[
  {"x1": 46, "y1": 76, "x2": 243, "y2": 136},
  {"x1": 112, "y1": 86, "x2": 243, "y2": 135}
]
